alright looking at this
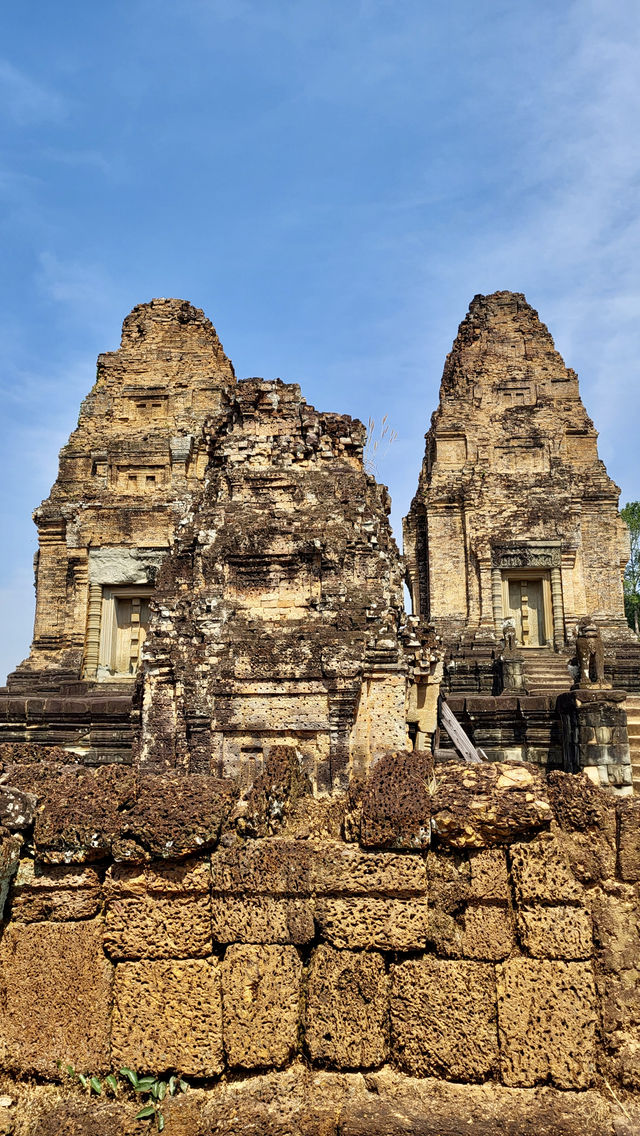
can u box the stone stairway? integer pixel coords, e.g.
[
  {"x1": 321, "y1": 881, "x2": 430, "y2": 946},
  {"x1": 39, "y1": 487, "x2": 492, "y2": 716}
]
[
  {"x1": 521, "y1": 648, "x2": 573, "y2": 696},
  {"x1": 625, "y1": 694, "x2": 640, "y2": 795}
]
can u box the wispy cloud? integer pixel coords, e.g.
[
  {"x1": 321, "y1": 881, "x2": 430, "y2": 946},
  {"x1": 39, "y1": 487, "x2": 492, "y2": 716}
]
[{"x1": 0, "y1": 59, "x2": 67, "y2": 126}]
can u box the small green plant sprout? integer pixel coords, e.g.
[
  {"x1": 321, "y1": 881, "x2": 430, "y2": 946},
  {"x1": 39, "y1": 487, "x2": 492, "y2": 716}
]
[
  {"x1": 120, "y1": 1068, "x2": 189, "y2": 1131},
  {"x1": 363, "y1": 415, "x2": 398, "y2": 475},
  {"x1": 62, "y1": 1065, "x2": 106, "y2": 1096},
  {"x1": 61, "y1": 1063, "x2": 189, "y2": 1131}
]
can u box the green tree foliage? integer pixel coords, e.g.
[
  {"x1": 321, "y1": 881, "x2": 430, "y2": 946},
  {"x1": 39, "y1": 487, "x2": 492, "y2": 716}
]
[{"x1": 621, "y1": 501, "x2": 640, "y2": 635}]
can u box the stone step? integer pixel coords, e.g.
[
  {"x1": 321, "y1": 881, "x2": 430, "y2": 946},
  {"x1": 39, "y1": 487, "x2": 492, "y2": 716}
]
[
  {"x1": 524, "y1": 668, "x2": 570, "y2": 678},
  {"x1": 524, "y1": 672, "x2": 571, "y2": 681},
  {"x1": 526, "y1": 683, "x2": 570, "y2": 691},
  {"x1": 521, "y1": 650, "x2": 575, "y2": 698},
  {"x1": 524, "y1": 667, "x2": 570, "y2": 675},
  {"x1": 525, "y1": 674, "x2": 571, "y2": 683}
]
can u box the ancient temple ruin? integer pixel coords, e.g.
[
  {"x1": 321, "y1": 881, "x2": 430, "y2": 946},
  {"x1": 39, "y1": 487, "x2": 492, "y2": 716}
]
[
  {"x1": 0, "y1": 293, "x2": 639, "y2": 1134},
  {"x1": 1, "y1": 297, "x2": 429, "y2": 779},
  {"x1": 404, "y1": 291, "x2": 634, "y2": 665},
  {"x1": 404, "y1": 291, "x2": 640, "y2": 789},
  {"x1": 1, "y1": 291, "x2": 639, "y2": 785}
]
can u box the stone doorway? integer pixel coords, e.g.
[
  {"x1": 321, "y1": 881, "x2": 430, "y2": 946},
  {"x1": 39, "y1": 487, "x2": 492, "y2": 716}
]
[{"x1": 502, "y1": 572, "x2": 552, "y2": 647}]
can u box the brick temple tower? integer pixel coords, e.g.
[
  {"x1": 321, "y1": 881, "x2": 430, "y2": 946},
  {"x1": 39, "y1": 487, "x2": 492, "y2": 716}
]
[{"x1": 404, "y1": 291, "x2": 638, "y2": 691}]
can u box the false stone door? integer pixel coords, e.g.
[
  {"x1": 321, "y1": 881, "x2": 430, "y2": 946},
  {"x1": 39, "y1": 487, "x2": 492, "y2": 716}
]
[
  {"x1": 505, "y1": 576, "x2": 547, "y2": 646},
  {"x1": 97, "y1": 587, "x2": 152, "y2": 677}
]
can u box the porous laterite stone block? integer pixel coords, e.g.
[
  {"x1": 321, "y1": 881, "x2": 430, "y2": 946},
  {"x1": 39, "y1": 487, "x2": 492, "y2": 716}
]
[
  {"x1": 462, "y1": 904, "x2": 514, "y2": 961},
  {"x1": 221, "y1": 944, "x2": 302, "y2": 1069},
  {"x1": 509, "y1": 833, "x2": 583, "y2": 905},
  {"x1": 618, "y1": 799, "x2": 640, "y2": 882},
  {"x1": 0, "y1": 920, "x2": 112, "y2": 1075},
  {"x1": 305, "y1": 946, "x2": 389, "y2": 1068},
  {"x1": 10, "y1": 861, "x2": 101, "y2": 922},
  {"x1": 391, "y1": 957, "x2": 498, "y2": 1080},
  {"x1": 211, "y1": 896, "x2": 315, "y2": 945},
  {"x1": 112, "y1": 957, "x2": 223, "y2": 1076},
  {"x1": 497, "y1": 958, "x2": 597, "y2": 1088},
  {"x1": 517, "y1": 905, "x2": 593, "y2": 960},
  {"x1": 104, "y1": 859, "x2": 211, "y2": 960},
  {"x1": 315, "y1": 897, "x2": 430, "y2": 951}
]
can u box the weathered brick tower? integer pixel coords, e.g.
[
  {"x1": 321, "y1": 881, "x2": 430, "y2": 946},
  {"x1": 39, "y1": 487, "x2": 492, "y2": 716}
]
[
  {"x1": 1, "y1": 299, "x2": 414, "y2": 775},
  {"x1": 404, "y1": 290, "x2": 639, "y2": 691}
]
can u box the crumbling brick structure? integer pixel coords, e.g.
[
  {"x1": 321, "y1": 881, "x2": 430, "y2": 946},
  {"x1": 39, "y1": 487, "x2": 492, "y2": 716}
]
[
  {"x1": 0, "y1": 747, "x2": 639, "y2": 1133},
  {"x1": 0, "y1": 294, "x2": 639, "y2": 1134},
  {"x1": 137, "y1": 376, "x2": 409, "y2": 791},
  {"x1": 0, "y1": 301, "x2": 422, "y2": 775}
]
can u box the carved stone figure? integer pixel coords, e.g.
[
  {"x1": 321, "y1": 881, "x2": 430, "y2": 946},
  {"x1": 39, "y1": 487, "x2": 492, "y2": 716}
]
[
  {"x1": 500, "y1": 618, "x2": 525, "y2": 693},
  {"x1": 502, "y1": 618, "x2": 517, "y2": 655},
  {"x1": 574, "y1": 618, "x2": 608, "y2": 687}
]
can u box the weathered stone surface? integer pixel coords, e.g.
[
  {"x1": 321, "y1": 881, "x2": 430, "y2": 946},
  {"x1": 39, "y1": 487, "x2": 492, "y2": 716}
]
[
  {"x1": 404, "y1": 291, "x2": 634, "y2": 695},
  {"x1": 211, "y1": 896, "x2": 314, "y2": 945},
  {"x1": 104, "y1": 859, "x2": 211, "y2": 959},
  {"x1": 462, "y1": 904, "x2": 514, "y2": 961},
  {"x1": 589, "y1": 884, "x2": 640, "y2": 1089},
  {"x1": 305, "y1": 946, "x2": 389, "y2": 1068},
  {"x1": 0, "y1": 829, "x2": 21, "y2": 919},
  {"x1": 509, "y1": 832, "x2": 583, "y2": 904},
  {"x1": 232, "y1": 746, "x2": 311, "y2": 839},
  {"x1": 617, "y1": 799, "x2": 640, "y2": 882},
  {"x1": 391, "y1": 957, "x2": 498, "y2": 1080},
  {"x1": 316, "y1": 897, "x2": 430, "y2": 950},
  {"x1": 0, "y1": 742, "x2": 78, "y2": 767},
  {"x1": 211, "y1": 839, "x2": 427, "y2": 897},
  {"x1": 25, "y1": 765, "x2": 233, "y2": 864},
  {"x1": 32, "y1": 765, "x2": 135, "y2": 862},
  {"x1": 222, "y1": 944, "x2": 302, "y2": 1068},
  {"x1": 10, "y1": 860, "x2": 101, "y2": 922},
  {"x1": 339, "y1": 1079, "x2": 621, "y2": 1136},
  {"x1": 497, "y1": 959, "x2": 597, "y2": 1087},
  {"x1": 517, "y1": 904, "x2": 593, "y2": 959},
  {"x1": 548, "y1": 771, "x2": 617, "y2": 884},
  {"x1": 0, "y1": 291, "x2": 638, "y2": 1124},
  {"x1": 431, "y1": 761, "x2": 552, "y2": 848},
  {"x1": 4, "y1": 1068, "x2": 625, "y2": 1136},
  {"x1": 211, "y1": 838, "x2": 313, "y2": 894},
  {"x1": 468, "y1": 847, "x2": 510, "y2": 900},
  {"x1": 6, "y1": 299, "x2": 235, "y2": 712},
  {"x1": 110, "y1": 774, "x2": 234, "y2": 861},
  {"x1": 424, "y1": 848, "x2": 468, "y2": 956},
  {"x1": 0, "y1": 785, "x2": 36, "y2": 831},
  {"x1": 350, "y1": 750, "x2": 432, "y2": 850},
  {"x1": 0, "y1": 920, "x2": 112, "y2": 1074},
  {"x1": 138, "y1": 374, "x2": 408, "y2": 789},
  {"x1": 112, "y1": 957, "x2": 223, "y2": 1076},
  {"x1": 427, "y1": 847, "x2": 471, "y2": 906}
]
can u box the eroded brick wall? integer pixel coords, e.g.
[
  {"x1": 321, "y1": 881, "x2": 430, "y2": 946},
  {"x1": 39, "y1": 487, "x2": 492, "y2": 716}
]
[{"x1": 1, "y1": 747, "x2": 639, "y2": 1126}]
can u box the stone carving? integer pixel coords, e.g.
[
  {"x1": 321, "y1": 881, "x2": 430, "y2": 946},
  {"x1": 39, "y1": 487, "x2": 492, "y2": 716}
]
[
  {"x1": 502, "y1": 618, "x2": 517, "y2": 655},
  {"x1": 500, "y1": 618, "x2": 526, "y2": 694},
  {"x1": 574, "y1": 619, "x2": 608, "y2": 689}
]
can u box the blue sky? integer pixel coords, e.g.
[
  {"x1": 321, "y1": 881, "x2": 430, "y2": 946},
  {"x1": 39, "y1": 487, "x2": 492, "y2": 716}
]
[{"x1": 1, "y1": 0, "x2": 640, "y2": 681}]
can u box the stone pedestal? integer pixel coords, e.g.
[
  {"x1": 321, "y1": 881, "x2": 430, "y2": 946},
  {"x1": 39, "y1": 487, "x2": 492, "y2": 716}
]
[
  {"x1": 557, "y1": 689, "x2": 632, "y2": 795},
  {"x1": 501, "y1": 651, "x2": 526, "y2": 694}
]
